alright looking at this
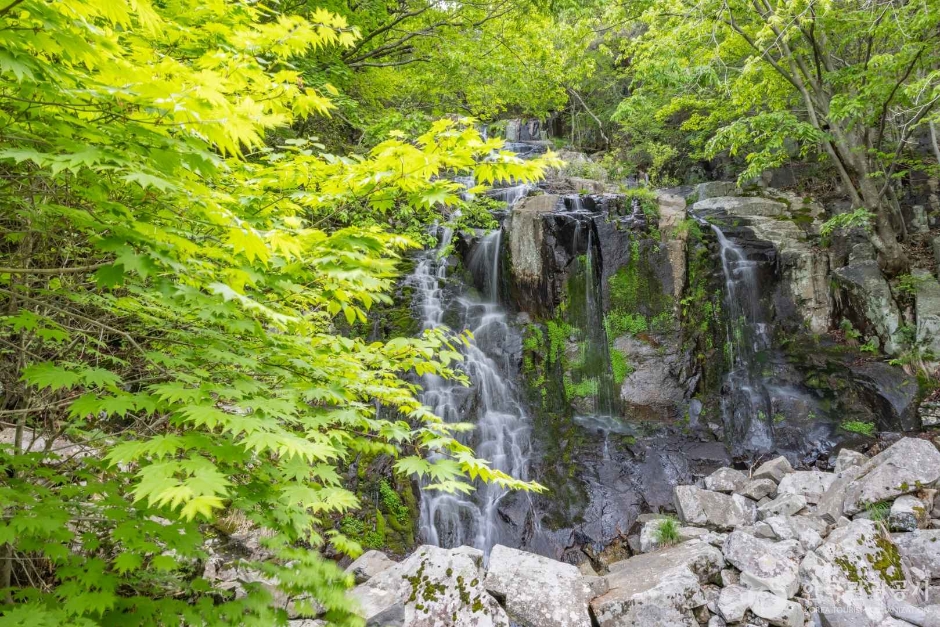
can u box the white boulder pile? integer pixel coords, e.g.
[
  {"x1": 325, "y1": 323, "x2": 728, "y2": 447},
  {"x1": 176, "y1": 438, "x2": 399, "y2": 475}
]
[{"x1": 313, "y1": 437, "x2": 940, "y2": 627}]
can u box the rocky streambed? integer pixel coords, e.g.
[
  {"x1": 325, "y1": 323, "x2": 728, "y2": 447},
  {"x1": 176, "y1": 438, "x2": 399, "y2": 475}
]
[{"x1": 325, "y1": 436, "x2": 940, "y2": 626}]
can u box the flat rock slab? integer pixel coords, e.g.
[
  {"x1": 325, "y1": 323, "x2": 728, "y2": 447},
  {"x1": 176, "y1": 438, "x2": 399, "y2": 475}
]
[
  {"x1": 722, "y1": 531, "x2": 800, "y2": 599},
  {"x1": 843, "y1": 437, "x2": 940, "y2": 515},
  {"x1": 799, "y1": 519, "x2": 909, "y2": 627},
  {"x1": 354, "y1": 545, "x2": 509, "y2": 627},
  {"x1": 639, "y1": 519, "x2": 709, "y2": 553},
  {"x1": 484, "y1": 544, "x2": 593, "y2": 627},
  {"x1": 593, "y1": 541, "x2": 724, "y2": 627},
  {"x1": 674, "y1": 485, "x2": 757, "y2": 531}
]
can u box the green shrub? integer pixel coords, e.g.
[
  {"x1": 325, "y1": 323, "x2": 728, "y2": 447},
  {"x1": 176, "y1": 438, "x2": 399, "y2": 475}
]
[
  {"x1": 865, "y1": 501, "x2": 890, "y2": 522},
  {"x1": 653, "y1": 517, "x2": 680, "y2": 546}
]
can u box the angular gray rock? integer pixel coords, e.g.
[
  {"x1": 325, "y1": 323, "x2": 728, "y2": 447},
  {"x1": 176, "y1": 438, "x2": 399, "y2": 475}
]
[
  {"x1": 753, "y1": 457, "x2": 794, "y2": 483},
  {"x1": 749, "y1": 590, "x2": 805, "y2": 627},
  {"x1": 354, "y1": 545, "x2": 509, "y2": 627},
  {"x1": 593, "y1": 541, "x2": 724, "y2": 627},
  {"x1": 717, "y1": 584, "x2": 753, "y2": 622},
  {"x1": 740, "y1": 478, "x2": 778, "y2": 501},
  {"x1": 843, "y1": 438, "x2": 940, "y2": 515},
  {"x1": 892, "y1": 529, "x2": 940, "y2": 575},
  {"x1": 705, "y1": 467, "x2": 749, "y2": 493},
  {"x1": 722, "y1": 531, "x2": 800, "y2": 598},
  {"x1": 799, "y1": 519, "x2": 909, "y2": 627},
  {"x1": 484, "y1": 544, "x2": 592, "y2": 627},
  {"x1": 762, "y1": 515, "x2": 826, "y2": 551},
  {"x1": 674, "y1": 485, "x2": 758, "y2": 531},
  {"x1": 889, "y1": 495, "x2": 929, "y2": 532},
  {"x1": 758, "y1": 493, "x2": 807, "y2": 519},
  {"x1": 834, "y1": 448, "x2": 868, "y2": 474},
  {"x1": 345, "y1": 550, "x2": 397, "y2": 584},
  {"x1": 776, "y1": 471, "x2": 836, "y2": 504},
  {"x1": 816, "y1": 464, "x2": 867, "y2": 523},
  {"x1": 639, "y1": 518, "x2": 709, "y2": 553}
]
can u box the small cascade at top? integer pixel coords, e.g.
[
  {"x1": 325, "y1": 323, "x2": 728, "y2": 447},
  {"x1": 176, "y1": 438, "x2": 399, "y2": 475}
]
[{"x1": 410, "y1": 198, "x2": 533, "y2": 555}]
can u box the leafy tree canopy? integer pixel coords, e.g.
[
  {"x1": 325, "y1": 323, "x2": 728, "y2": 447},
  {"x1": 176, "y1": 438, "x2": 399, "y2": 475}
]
[{"x1": 0, "y1": 1, "x2": 552, "y2": 624}]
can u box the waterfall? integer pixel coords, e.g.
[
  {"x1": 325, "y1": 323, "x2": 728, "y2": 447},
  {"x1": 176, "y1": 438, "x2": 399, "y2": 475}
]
[
  {"x1": 489, "y1": 183, "x2": 532, "y2": 207},
  {"x1": 409, "y1": 224, "x2": 532, "y2": 555},
  {"x1": 709, "y1": 224, "x2": 774, "y2": 452}
]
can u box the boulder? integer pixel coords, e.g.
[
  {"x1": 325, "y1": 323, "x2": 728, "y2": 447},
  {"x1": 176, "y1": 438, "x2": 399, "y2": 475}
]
[
  {"x1": 817, "y1": 464, "x2": 867, "y2": 523},
  {"x1": 889, "y1": 496, "x2": 929, "y2": 532},
  {"x1": 348, "y1": 586, "x2": 405, "y2": 627},
  {"x1": 761, "y1": 515, "x2": 827, "y2": 551},
  {"x1": 922, "y1": 402, "x2": 940, "y2": 429},
  {"x1": 705, "y1": 467, "x2": 749, "y2": 493},
  {"x1": 799, "y1": 519, "x2": 909, "y2": 627},
  {"x1": 777, "y1": 471, "x2": 836, "y2": 505},
  {"x1": 593, "y1": 541, "x2": 724, "y2": 627},
  {"x1": 892, "y1": 529, "x2": 940, "y2": 575},
  {"x1": 758, "y1": 493, "x2": 807, "y2": 519},
  {"x1": 834, "y1": 449, "x2": 869, "y2": 474},
  {"x1": 753, "y1": 457, "x2": 795, "y2": 483},
  {"x1": 722, "y1": 531, "x2": 800, "y2": 598},
  {"x1": 592, "y1": 568, "x2": 702, "y2": 626},
  {"x1": 345, "y1": 551, "x2": 397, "y2": 584},
  {"x1": 483, "y1": 544, "x2": 593, "y2": 627},
  {"x1": 674, "y1": 485, "x2": 758, "y2": 531},
  {"x1": 606, "y1": 540, "x2": 725, "y2": 579},
  {"x1": 717, "y1": 584, "x2": 753, "y2": 622},
  {"x1": 355, "y1": 545, "x2": 509, "y2": 627},
  {"x1": 749, "y1": 590, "x2": 805, "y2": 626},
  {"x1": 707, "y1": 616, "x2": 727, "y2": 627},
  {"x1": 740, "y1": 478, "x2": 778, "y2": 501},
  {"x1": 832, "y1": 260, "x2": 902, "y2": 354},
  {"x1": 843, "y1": 438, "x2": 940, "y2": 516},
  {"x1": 639, "y1": 518, "x2": 709, "y2": 553}
]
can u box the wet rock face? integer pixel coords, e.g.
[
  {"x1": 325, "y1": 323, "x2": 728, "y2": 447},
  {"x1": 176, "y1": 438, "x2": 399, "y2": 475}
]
[
  {"x1": 614, "y1": 334, "x2": 685, "y2": 419},
  {"x1": 507, "y1": 194, "x2": 564, "y2": 317},
  {"x1": 915, "y1": 269, "x2": 940, "y2": 371},
  {"x1": 832, "y1": 260, "x2": 903, "y2": 354}
]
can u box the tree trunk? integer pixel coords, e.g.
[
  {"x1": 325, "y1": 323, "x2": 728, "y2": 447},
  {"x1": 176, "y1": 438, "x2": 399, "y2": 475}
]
[{"x1": 857, "y1": 175, "x2": 909, "y2": 275}]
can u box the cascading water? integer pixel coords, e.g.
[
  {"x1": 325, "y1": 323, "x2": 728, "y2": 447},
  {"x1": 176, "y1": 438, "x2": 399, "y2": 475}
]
[
  {"x1": 709, "y1": 224, "x2": 774, "y2": 452},
  {"x1": 409, "y1": 218, "x2": 532, "y2": 555}
]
